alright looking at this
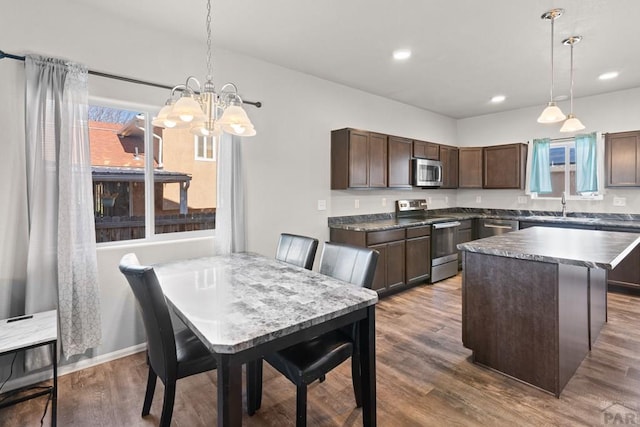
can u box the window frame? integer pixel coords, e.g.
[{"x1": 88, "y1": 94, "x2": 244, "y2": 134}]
[
  {"x1": 530, "y1": 139, "x2": 603, "y2": 201},
  {"x1": 89, "y1": 96, "x2": 215, "y2": 247}
]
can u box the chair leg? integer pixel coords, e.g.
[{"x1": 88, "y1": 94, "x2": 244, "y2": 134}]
[
  {"x1": 142, "y1": 367, "x2": 157, "y2": 416},
  {"x1": 318, "y1": 374, "x2": 326, "y2": 383},
  {"x1": 296, "y1": 384, "x2": 307, "y2": 427},
  {"x1": 159, "y1": 381, "x2": 176, "y2": 427},
  {"x1": 351, "y1": 352, "x2": 362, "y2": 408}
]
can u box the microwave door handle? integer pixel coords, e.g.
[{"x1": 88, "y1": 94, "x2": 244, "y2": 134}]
[{"x1": 437, "y1": 165, "x2": 442, "y2": 182}]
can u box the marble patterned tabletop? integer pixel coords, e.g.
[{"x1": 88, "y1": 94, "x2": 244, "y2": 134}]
[
  {"x1": 457, "y1": 226, "x2": 640, "y2": 269},
  {"x1": 153, "y1": 253, "x2": 378, "y2": 354},
  {"x1": 0, "y1": 310, "x2": 57, "y2": 354}
]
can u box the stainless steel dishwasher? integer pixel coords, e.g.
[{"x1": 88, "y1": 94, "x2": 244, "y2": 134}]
[{"x1": 478, "y1": 218, "x2": 519, "y2": 238}]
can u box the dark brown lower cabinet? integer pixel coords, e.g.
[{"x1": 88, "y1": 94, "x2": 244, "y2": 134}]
[
  {"x1": 373, "y1": 240, "x2": 405, "y2": 291},
  {"x1": 455, "y1": 220, "x2": 474, "y2": 269},
  {"x1": 405, "y1": 225, "x2": 431, "y2": 283}
]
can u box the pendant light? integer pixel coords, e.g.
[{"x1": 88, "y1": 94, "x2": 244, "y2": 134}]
[
  {"x1": 537, "y1": 8, "x2": 566, "y2": 124},
  {"x1": 560, "y1": 36, "x2": 585, "y2": 133},
  {"x1": 152, "y1": 0, "x2": 256, "y2": 137}
]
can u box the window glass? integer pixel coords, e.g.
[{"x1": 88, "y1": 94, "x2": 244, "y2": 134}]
[
  {"x1": 548, "y1": 143, "x2": 577, "y2": 198},
  {"x1": 89, "y1": 104, "x2": 216, "y2": 243}
]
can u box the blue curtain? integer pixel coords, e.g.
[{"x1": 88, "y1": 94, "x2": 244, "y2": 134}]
[
  {"x1": 575, "y1": 132, "x2": 598, "y2": 193},
  {"x1": 530, "y1": 138, "x2": 552, "y2": 193}
]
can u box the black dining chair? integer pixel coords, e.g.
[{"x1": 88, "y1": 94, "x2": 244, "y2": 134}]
[
  {"x1": 261, "y1": 242, "x2": 378, "y2": 427},
  {"x1": 275, "y1": 233, "x2": 319, "y2": 270},
  {"x1": 119, "y1": 253, "x2": 217, "y2": 427}
]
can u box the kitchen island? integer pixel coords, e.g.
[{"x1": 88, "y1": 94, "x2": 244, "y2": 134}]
[{"x1": 457, "y1": 226, "x2": 640, "y2": 396}]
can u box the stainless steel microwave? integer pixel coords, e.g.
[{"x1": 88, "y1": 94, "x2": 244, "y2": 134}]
[{"x1": 412, "y1": 158, "x2": 443, "y2": 187}]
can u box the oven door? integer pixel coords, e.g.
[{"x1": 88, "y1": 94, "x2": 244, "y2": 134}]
[{"x1": 432, "y1": 221, "x2": 461, "y2": 261}]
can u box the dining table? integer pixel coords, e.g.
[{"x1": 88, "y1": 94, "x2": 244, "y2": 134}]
[{"x1": 153, "y1": 252, "x2": 379, "y2": 427}]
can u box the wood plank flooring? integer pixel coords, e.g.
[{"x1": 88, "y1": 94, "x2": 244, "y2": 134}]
[{"x1": 2, "y1": 273, "x2": 640, "y2": 426}]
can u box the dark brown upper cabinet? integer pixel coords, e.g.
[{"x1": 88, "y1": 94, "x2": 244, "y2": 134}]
[
  {"x1": 439, "y1": 145, "x2": 459, "y2": 189},
  {"x1": 483, "y1": 143, "x2": 527, "y2": 189},
  {"x1": 458, "y1": 147, "x2": 483, "y2": 188},
  {"x1": 413, "y1": 140, "x2": 440, "y2": 160},
  {"x1": 388, "y1": 136, "x2": 413, "y2": 188},
  {"x1": 331, "y1": 128, "x2": 388, "y2": 189},
  {"x1": 606, "y1": 131, "x2": 640, "y2": 187}
]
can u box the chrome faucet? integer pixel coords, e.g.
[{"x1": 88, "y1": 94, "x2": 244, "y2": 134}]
[{"x1": 561, "y1": 192, "x2": 567, "y2": 217}]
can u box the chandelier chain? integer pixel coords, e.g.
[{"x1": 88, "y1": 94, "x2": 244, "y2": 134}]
[{"x1": 206, "y1": 0, "x2": 213, "y2": 81}]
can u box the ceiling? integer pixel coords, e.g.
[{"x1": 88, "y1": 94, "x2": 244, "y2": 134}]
[{"x1": 82, "y1": 0, "x2": 640, "y2": 119}]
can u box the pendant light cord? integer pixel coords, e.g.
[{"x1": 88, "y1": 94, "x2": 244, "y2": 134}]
[
  {"x1": 569, "y1": 41, "x2": 574, "y2": 114},
  {"x1": 549, "y1": 17, "x2": 555, "y2": 102}
]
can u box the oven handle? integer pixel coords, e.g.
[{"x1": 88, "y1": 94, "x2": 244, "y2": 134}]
[{"x1": 433, "y1": 221, "x2": 461, "y2": 229}]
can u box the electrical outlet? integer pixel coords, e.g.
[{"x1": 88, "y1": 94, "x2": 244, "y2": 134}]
[
  {"x1": 317, "y1": 199, "x2": 326, "y2": 211},
  {"x1": 476, "y1": 196, "x2": 482, "y2": 203},
  {"x1": 444, "y1": 196, "x2": 449, "y2": 205},
  {"x1": 427, "y1": 197, "x2": 432, "y2": 204},
  {"x1": 518, "y1": 196, "x2": 528, "y2": 204},
  {"x1": 355, "y1": 199, "x2": 360, "y2": 209},
  {"x1": 382, "y1": 198, "x2": 387, "y2": 207},
  {"x1": 613, "y1": 197, "x2": 626, "y2": 207}
]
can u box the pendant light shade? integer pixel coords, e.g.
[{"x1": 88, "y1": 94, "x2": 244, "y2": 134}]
[
  {"x1": 537, "y1": 9, "x2": 566, "y2": 124},
  {"x1": 560, "y1": 35, "x2": 585, "y2": 133},
  {"x1": 537, "y1": 102, "x2": 566, "y2": 123}
]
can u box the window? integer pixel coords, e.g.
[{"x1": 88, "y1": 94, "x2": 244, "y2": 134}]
[
  {"x1": 530, "y1": 136, "x2": 602, "y2": 200},
  {"x1": 195, "y1": 135, "x2": 216, "y2": 161},
  {"x1": 89, "y1": 102, "x2": 216, "y2": 243}
]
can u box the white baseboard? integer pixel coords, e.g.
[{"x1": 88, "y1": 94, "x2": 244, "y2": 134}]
[{"x1": 3, "y1": 343, "x2": 147, "y2": 393}]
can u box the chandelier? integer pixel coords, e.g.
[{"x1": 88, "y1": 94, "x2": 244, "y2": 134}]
[{"x1": 152, "y1": 0, "x2": 256, "y2": 137}]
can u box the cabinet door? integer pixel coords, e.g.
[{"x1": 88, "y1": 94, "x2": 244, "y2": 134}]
[
  {"x1": 386, "y1": 240, "x2": 406, "y2": 289},
  {"x1": 440, "y1": 145, "x2": 459, "y2": 189},
  {"x1": 348, "y1": 130, "x2": 370, "y2": 188},
  {"x1": 388, "y1": 136, "x2": 412, "y2": 188},
  {"x1": 406, "y1": 236, "x2": 431, "y2": 283},
  {"x1": 456, "y1": 227, "x2": 473, "y2": 269},
  {"x1": 483, "y1": 144, "x2": 526, "y2": 189},
  {"x1": 606, "y1": 131, "x2": 640, "y2": 187},
  {"x1": 368, "y1": 132, "x2": 388, "y2": 187},
  {"x1": 458, "y1": 147, "x2": 483, "y2": 188},
  {"x1": 369, "y1": 243, "x2": 387, "y2": 291},
  {"x1": 413, "y1": 140, "x2": 440, "y2": 160}
]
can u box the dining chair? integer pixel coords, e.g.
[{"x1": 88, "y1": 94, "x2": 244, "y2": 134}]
[
  {"x1": 119, "y1": 253, "x2": 217, "y2": 427},
  {"x1": 261, "y1": 242, "x2": 379, "y2": 427},
  {"x1": 275, "y1": 233, "x2": 319, "y2": 270}
]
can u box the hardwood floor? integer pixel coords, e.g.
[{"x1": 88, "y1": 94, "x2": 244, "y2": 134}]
[{"x1": 2, "y1": 274, "x2": 640, "y2": 426}]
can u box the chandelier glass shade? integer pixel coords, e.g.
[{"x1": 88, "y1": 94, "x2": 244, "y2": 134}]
[{"x1": 152, "y1": 0, "x2": 256, "y2": 137}]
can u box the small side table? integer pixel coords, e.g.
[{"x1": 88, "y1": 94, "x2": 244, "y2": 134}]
[{"x1": 0, "y1": 310, "x2": 58, "y2": 426}]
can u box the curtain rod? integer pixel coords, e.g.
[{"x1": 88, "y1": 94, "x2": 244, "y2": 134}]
[{"x1": 0, "y1": 49, "x2": 262, "y2": 108}]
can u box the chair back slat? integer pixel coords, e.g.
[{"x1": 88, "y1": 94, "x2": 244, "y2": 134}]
[
  {"x1": 319, "y1": 242, "x2": 379, "y2": 288},
  {"x1": 275, "y1": 233, "x2": 319, "y2": 270}
]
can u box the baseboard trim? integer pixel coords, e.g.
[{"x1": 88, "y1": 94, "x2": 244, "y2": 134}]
[{"x1": 3, "y1": 343, "x2": 147, "y2": 393}]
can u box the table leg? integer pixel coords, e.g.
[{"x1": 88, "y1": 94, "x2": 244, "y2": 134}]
[
  {"x1": 217, "y1": 354, "x2": 242, "y2": 427},
  {"x1": 246, "y1": 359, "x2": 263, "y2": 415},
  {"x1": 358, "y1": 306, "x2": 376, "y2": 426}
]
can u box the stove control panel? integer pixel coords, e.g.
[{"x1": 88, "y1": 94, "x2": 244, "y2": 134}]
[{"x1": 396, "y1": 199, "x2": 428, "y2": 213}]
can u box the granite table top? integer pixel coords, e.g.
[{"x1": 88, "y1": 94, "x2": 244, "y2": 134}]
[
  {"x1": 153, "y1": 253, "x2": 378, "y2": 354},
  {"x1": 457, "y1": 226, "x2": 640, "y2": 269}
]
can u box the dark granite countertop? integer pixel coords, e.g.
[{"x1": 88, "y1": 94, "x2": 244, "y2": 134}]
[
  {"x1": 328, "y1": 209, "x2": 640, "y2": 232},
  {"x1": 457, "y1": 227, "x2": 640, "y2": 269}
]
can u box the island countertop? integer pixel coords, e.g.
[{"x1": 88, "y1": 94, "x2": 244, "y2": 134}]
[{"x1": 457, "y1": 226, "x2": 640, "y2": 270}]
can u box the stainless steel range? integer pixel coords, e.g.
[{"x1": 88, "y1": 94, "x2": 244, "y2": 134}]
[{"x1": 396, "y1": 199, "x2": 460, "y2": 283}]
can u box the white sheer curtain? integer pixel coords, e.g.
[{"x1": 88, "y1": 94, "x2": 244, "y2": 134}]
[
  {"x1": 214, "y1": 134, "x2": 246, "y2": 254},
  {"x1": 25, "y1": 55, "x2": 101, "y2": 366}
]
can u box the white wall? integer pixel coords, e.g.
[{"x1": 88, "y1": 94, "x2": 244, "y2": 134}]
[
  {"x1": 0, "y1": 0, "x2": 456, "y2": 367},
  {"x1": 457, "y1": 88, "x2": 640, "y2": 213}
]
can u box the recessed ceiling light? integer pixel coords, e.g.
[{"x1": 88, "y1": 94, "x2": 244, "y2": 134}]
[
  {"x1": 490, "y1": 95, "x2": 506, "y2": 103},
  {"x1": 598, "y1": 71, "x2": 619, "y2": 80},
  {"x1": 392, "y1": 49, "x2": 411, "y2": 60}
]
